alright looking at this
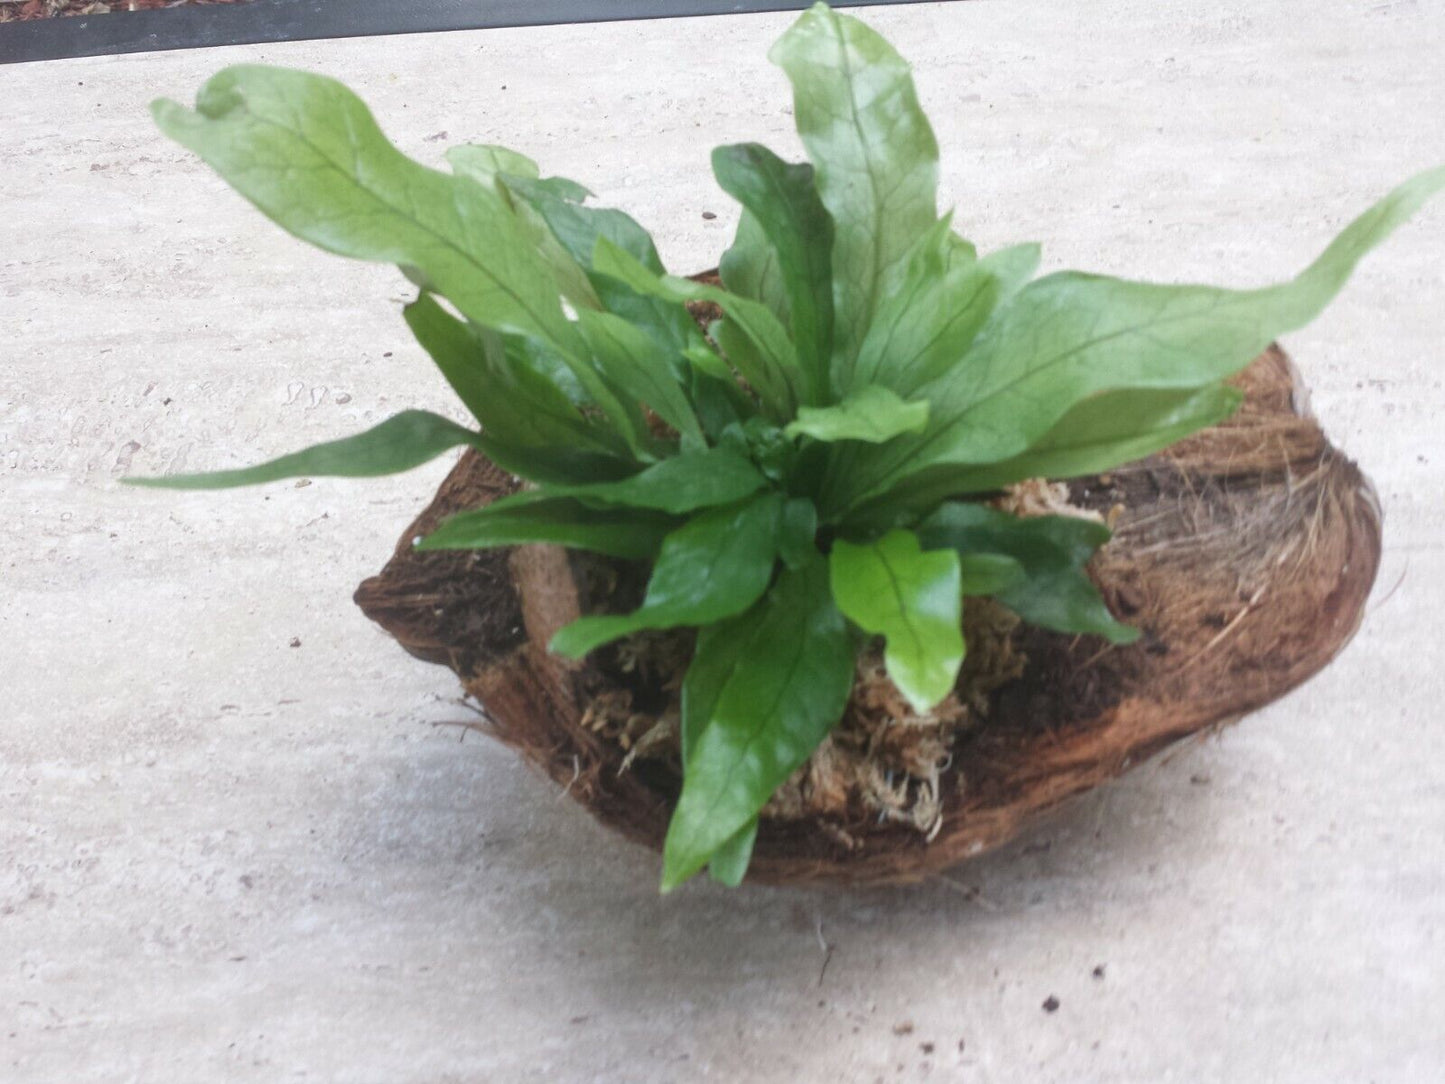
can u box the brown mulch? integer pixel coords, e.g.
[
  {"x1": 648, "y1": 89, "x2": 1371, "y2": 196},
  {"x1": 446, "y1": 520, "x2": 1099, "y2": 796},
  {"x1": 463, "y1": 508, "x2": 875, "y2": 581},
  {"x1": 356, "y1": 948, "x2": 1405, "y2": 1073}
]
[{"x1": 1, "y1": 0, "x2": 250, "y2": 22}]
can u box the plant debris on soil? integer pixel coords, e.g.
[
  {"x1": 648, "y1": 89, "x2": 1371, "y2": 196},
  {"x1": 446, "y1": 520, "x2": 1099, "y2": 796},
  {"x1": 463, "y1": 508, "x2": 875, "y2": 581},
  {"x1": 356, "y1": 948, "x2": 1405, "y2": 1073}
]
[{"x1": 1, "y1": 0, "x2": 248, "y2": 22}]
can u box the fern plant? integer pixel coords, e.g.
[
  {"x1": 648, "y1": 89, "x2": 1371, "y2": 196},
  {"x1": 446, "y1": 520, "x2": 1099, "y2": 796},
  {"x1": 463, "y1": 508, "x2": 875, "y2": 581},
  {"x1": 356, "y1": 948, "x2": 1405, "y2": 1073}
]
[{"x1": 131, "y1": 3, "x2": 1442, "y2": 890}]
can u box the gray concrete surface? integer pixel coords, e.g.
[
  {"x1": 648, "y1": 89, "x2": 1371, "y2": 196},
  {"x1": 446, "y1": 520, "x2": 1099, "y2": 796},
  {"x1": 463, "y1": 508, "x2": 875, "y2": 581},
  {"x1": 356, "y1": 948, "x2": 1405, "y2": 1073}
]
[{"x1": 3, "y1": 1, "x2": 1443, "y2": 1080}]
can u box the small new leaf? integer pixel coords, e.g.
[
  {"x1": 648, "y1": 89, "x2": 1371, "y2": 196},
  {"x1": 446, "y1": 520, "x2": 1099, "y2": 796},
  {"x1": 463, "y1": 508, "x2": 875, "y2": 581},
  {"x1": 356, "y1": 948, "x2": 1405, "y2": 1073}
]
[
  {"x1": 829, "y1": 530, "x2": 964, "y2": 712},
  {"x1": 785, "y1": 386, "x2": 929, "y2": 444}
]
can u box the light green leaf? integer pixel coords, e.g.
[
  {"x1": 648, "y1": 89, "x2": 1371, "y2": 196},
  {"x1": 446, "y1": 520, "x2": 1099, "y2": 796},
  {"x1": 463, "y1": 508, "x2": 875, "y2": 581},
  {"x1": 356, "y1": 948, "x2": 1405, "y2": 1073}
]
[
  {"x1": 917, "y1": 503, "x2": 1138, "y2": 643},
  {"x1": 417, "y1": 490, "x2": 674, "y2": 559},
  {"x1": 577, "y1": 309, "x2": 706, "y2": 448},
  {"x1": 661, "y1": 556, "x2": 854, "y2": 891},
  {"x1": 503, "y1": 174, "x2": 664, "y2": 275},
  {"x1": 550, "y1": 493, "x2": 783, "y2": 657},
  {"x1": 594, "y1": 236, "x2": 803, "y2": 419},
  {"x1": 125, "y1": 410, "x2": 480, "y2": 490},
  {"x1": 712, "y1": 143, "x2": 835, "y2": 401},
  {"x1": 829, "y1": 529, "x2": 963, "y2": 712},
  {"x1": 771, "y1": 3, "x2": 939, "y2": 367},
  {"x1": 708, "y1": 820, "x2": 759, "y2": 887},
  {"x1": 534, "y1": 446, "x2": 768, "y2": 514},
  {"x1": 850, "y1": 166, "x2": 1445, "y2": 507},
  {"x1": 152, "y1": 67, "x2": 582, "y2": 355},
  {"x1": 785, "y1": 385, "x2": 929, "y2": 444}
]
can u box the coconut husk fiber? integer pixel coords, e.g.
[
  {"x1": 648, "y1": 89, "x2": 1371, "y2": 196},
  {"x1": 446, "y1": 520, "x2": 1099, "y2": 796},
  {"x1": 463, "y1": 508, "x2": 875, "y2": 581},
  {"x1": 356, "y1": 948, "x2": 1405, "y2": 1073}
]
[{"x1": 353, "y1": 342, "x2": 1380, "y2": 887}]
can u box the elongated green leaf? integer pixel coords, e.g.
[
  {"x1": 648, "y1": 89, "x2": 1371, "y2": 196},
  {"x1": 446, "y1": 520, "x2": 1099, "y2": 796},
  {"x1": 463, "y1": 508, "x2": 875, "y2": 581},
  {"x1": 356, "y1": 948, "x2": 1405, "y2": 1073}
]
[
  {"x1": 829, "y1": 530, "x2": 963, "y2": 712},
  {"x1": 576, "y1": 310, "x2": 706, "y2": 448},
  {"x1": 708, "y1": 820, "x2": 759, "y2": 887},
  {"x1": 594, "y1": 237, "x2": 803, "y2": 418},
  {"x1": 534, "y1": 446, "x2": 768, "y2": 514},
  {"x1": 712, "y1": 143, "x2": 835, "y2": 401},
  {"x1": 417, "y1": 490, "x2": 674, "y2": 559},
  {"x1": 403, "y1": 294, "x2": 625, "y2": 457},
  {"x1": 153, "y1": 67, "x2": 583, "y2": 356},
  {"x1": 771, "y1": 3, "x2": 939, "y2": 367},
  {"x1": 550, "y1": 493, "x2": 783, "y2": 657},
  {"x1": 850, "y1": 167, "x2": 1445, "y2": 507},
  {"x1": 929, "y1": 384, "x2": 1245, "y2": 497},
  {"x1": 126, "y1": 410, "x2": 479, "y2": 490},
  {"x1": 719, "y1": 210, "x2": 789, "y2": 327},
  {"x1": 785, "y1": 385, "x2": 929, "y2": 444},
  {"x1": 843, "y1": 217, "x2": 996, "y2": 395},
  {"x1": 917, "y1": 503, "x2": 1137, "y2": 643},
  {"x1": 661, "y1": 556, "x2": 854, "y2": 891}
]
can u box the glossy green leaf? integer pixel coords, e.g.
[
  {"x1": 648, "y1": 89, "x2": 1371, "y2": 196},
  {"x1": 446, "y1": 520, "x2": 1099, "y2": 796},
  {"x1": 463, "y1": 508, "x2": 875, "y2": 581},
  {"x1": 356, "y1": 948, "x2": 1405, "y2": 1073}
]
[
  {"x1": 771, "y1": 3, "x2": 939, "y2": 366},
  {"x1": 829, "y1": 530, "x2": 963, "y2": 712},
  {"x1": 152, "y1": 67, "x2": 583, "y2": 355},
  {"x1": 712, "y1": 143, "x2": 835, "y2": 401},
  {"x1": 534, "y1": 447, "x2": 768, "y2": 514},
  {"x1": 417, "y1": 490, "x2": 674, "y2": 559},
  {"x1": 708, "y1": 819, "x2": 759, "y2": 887},
  {"x1": 550, "y1": 493, "x2": 783, "y2": 657},
  {"x1": 576, "y1": 309, "x2": 706, "y2": 448},
  {"x1": 403, "y1": 293, "x2": 624, "y2": 457},
  {"x1": 445, "y1": 150, "x2": 600, "y2": 311},
  {"x1": 719, "y1": 210, "x2": 788, "y2": 327},
  {"x1": 842, "y1": 218, "x2": 996, "y2": 395},
  {"x1": 931, "y1": 384, "x2": 1245, "y2": 497},
  {"x1": 849, "y1": 166, "x2": 1445, "y2": 507},
  {"x1": 661, "y1": 556, "x2": 854, "y2": 891},
  {"x1": 917, "y1": 503, "x2": 1138, "y2": 643},
  {"x1": 594, "y1": 236, "x2": 803, "y2": 418},
  {"x1": 126, "y1": 410, "x2": 480, "y2": 490},
  {"x1": 785, "y1": 385, "x2": 929, "y2": 444}
]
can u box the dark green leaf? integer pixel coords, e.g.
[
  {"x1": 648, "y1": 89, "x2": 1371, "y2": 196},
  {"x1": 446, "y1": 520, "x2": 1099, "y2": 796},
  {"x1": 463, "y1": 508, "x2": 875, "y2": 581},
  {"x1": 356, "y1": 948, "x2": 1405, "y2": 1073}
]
[
  {"x1": 661, "y1": 556, "x2": 854, "y2": 891},
  {"x1": 778, "y1": 498, "x2": 819, "y2": 570},
  {"x1": 829, "y1": 529, "x2": 963, "y2": 712},
  {"x1": 712, "y1": 143, "x2": 835, "y2": 401},
  {"x1": 417, "y1": 490, "x2": 674, "y2": 559},
  {"x1": 771, "y1": 3, "x2": 940, "y2": 366},
  {"x1": 917, "y1": 503, "x2": 1138, "y2": 643},
  {"x1": 550, "y1": 493, "x2": 783, "y2": 657},
  {"x1": 125, "y1": 410, "x2": 479, "y2": 490},
  {"x1": 785, "y1": 385, "x2": 929, "y2": 444},
  {"x1": 153, "y1": 67, "x2": 583, "y2": 355}
]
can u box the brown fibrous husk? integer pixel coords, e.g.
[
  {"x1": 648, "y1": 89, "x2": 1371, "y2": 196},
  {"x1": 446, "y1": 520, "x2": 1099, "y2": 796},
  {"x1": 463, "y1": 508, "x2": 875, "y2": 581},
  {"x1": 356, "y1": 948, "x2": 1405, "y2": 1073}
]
[{"x1": 353, "y1": 344, "x2": 1380, "y2": 886}]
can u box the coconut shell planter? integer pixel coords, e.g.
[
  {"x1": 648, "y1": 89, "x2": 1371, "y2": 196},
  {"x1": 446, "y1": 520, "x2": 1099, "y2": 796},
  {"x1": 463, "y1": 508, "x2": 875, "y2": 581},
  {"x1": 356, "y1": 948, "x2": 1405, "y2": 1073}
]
[{"x1": 135, "y1": 4, "x2": 1441, "y2": 890}]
